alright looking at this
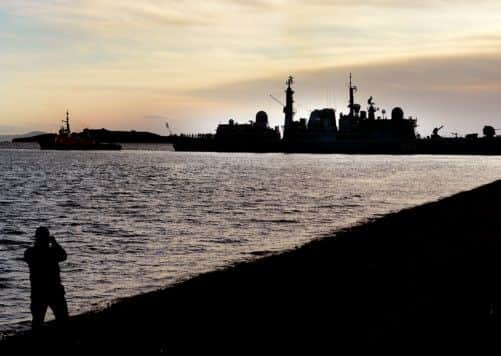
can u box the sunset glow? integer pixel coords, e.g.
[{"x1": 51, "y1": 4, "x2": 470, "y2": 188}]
[{"x1": 2, "y1": 0, "x2": 501, "y2": 136}]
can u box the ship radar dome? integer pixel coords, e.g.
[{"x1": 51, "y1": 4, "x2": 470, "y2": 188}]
[
  {"x1": 391, "y1": 107, "x2": 404, "y2": 120},
  {"x1": 255, "y1": 110, "x2": 269, "y2": 127},
  {"x1": 483, "y1": 125, "x2": 496, "y2": 138}
]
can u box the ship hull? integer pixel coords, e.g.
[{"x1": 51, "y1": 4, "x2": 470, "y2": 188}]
[
  {"x1": 282, "y1": 140, "x2": 416, "y2": 154},
  {"x1": 173, "y1": 137, "x2": 417, "y2": 154},
  {"x1": 172, "y1": 137, "x2": 216, "y2": 152},
  {"x1": 174, "y1": 137, "x2": 501, "y2": 155},
  {"x1": 416, "y1": 138, "x2": 501, "y2": 155}
]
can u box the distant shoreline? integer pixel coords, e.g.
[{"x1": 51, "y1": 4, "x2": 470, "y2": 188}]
[
  {"x1": 3, "y1": 180, "x2": 501, "y2": 352},
  {"x1": 0, "y1": 142, "x2": 174, "y2": 151},
  {"x1": 11, "y1": 129, "x2": 175, "y2": 145}
]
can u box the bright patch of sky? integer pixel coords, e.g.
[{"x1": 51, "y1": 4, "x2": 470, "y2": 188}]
[{"x1": 2, "y1": 0, "x2": 501, "y2": 135}]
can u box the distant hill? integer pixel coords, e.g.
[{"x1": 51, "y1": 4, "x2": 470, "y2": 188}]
[
  {"x1": 82, "y1": 129, "x2": 175, "y2": 143},
  {"x1": 12, "y1": 129, "x2": 176, "y2": 144},
  {"x1": 0, "y1": 131, "x2": 47, "y2": 143}
]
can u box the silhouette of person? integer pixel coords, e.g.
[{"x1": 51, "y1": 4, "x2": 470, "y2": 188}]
[{"x1": 24, "y1": 227, "x2": 69, "y2": 330}]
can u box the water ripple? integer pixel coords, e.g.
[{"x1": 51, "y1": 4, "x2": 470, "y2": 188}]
[{"x1": 1, "y1": 150, "x2": 501, "y2": 332}]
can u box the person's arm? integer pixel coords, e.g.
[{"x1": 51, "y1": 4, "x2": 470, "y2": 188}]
[{"x1": 50, "y1": 236, "x2": 67, "y2": 262}]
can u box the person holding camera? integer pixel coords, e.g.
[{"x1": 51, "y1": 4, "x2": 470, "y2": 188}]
[{"x1": 24, "y1": 226, "x2": 69, "y2": 330}]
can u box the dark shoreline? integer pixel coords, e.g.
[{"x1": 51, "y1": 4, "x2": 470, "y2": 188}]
[{"x1": 3, "y1": 180, "x2": 501, "y2": 353}]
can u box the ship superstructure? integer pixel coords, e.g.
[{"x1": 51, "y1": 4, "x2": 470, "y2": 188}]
[
  {"x1": 281, "y1": 74, "x2": 417, "y2": 153},
  {"x1": 282, "y1": 76, "x2": 337, "y2": 146},
  {"x1": 337, "y1": 74, "x2": 416, "y2": 141},
  {"x1": 214, "y1": 111, "x2": 281, "y2": 152},
  {"x1": 173, "y1": 110, "x2": 281, "y2": 152}
]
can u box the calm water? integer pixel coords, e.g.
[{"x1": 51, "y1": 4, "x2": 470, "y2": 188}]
[{"x1": 1, "y1": 149, "x2": 501, "y2": 334}]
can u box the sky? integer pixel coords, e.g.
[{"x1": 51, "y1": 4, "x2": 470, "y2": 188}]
[{"x1": 2, "y1": 0, "x2": 501, "y2": 137}]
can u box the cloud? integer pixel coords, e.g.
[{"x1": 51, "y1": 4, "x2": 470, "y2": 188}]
[
  {"x1": 3, "y1": 1, "x2": 221, "y2": 31},
  {"x1": 3, "y1": 0, "x2": 501, "y2": 135},
  {"x1": 4, "y1": 0, "x2": 501, "y2": 70},
  {"x1": 0, "y1": 31, "x2": 15, "y2": 39}
]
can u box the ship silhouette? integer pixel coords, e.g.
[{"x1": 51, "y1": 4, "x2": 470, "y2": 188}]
[
  {"x1": 280, "y1": 74, "x2": 417, "y2": 153},
  {"x1": 174, "y1": 74, "x2": 501, "y2": 155},
  {"x1": 38, "y1": 111, "x2": 122, "y2": 150}
]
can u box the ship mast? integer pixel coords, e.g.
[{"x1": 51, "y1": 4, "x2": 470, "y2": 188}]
[
  {"x1": 65, "y1": 110, "x2": 71, "y2": 133},
  {"x1": 348, "y1": 73, "x2": 357, "y2": 117},
  {"x1": 283, "y1": 76, "x2": 295, "y2": 139}
]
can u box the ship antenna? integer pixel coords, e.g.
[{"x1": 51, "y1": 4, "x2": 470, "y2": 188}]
[
  {"x1": 283, "y1": 75, "x2": 295, "y2": 140},
  {"x1": 348, "y1": 73, "x2": 357, "y2": 116},
  {"x1": 66, "y1": 110, "x2": 71, "y2": 133}
]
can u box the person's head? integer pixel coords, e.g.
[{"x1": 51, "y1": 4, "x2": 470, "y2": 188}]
[{"x1": 34, "y1": 226, "x2": 50, "y2": 248}]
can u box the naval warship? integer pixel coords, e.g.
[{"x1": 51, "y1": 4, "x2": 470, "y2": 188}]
[
  {"x1": 173, "y1": 74, "x2": 501, "y2": 155},
  {"x1": 174, "y1": 74, "x2": 417, "y2": 154}
]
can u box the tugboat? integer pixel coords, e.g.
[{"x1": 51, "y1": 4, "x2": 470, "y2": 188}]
[{"x1": 38, "y1": 111, "x2": 122, "y2": 150}]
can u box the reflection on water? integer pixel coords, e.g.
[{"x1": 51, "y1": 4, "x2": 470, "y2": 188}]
[{"x1": 1, "y1": 149, "x2": 501, "y2": 332}]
